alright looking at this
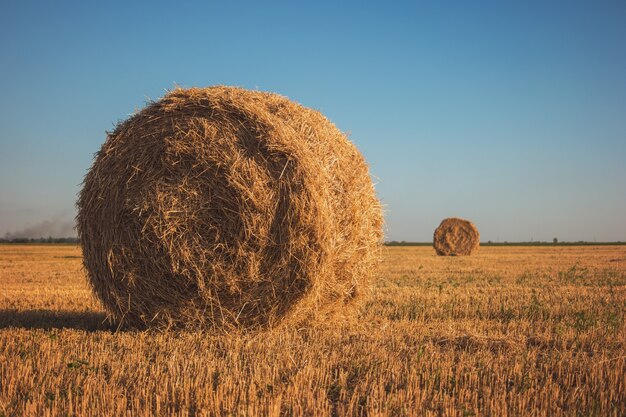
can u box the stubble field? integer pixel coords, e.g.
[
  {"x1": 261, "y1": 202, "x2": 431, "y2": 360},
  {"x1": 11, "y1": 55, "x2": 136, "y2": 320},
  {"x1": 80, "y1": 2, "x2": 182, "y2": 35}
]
[{"x1": 0, "y1": 244, "x2": 625, "y2": 416}]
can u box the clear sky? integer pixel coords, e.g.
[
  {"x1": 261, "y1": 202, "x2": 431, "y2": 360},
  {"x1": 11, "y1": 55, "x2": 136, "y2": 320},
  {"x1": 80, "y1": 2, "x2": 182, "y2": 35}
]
[{"x1": 1, "y1": 1, "x2": 625, "y2": 242}]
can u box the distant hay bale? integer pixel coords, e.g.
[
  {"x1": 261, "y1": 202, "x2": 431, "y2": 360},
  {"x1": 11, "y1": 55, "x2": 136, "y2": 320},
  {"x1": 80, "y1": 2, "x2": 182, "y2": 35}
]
[
  {"x1": 433, "y1": 217, "x2": 480, "y2": 256},
  {"x1": 77, "y1": 86, "x2": 383, "y2": 331}
]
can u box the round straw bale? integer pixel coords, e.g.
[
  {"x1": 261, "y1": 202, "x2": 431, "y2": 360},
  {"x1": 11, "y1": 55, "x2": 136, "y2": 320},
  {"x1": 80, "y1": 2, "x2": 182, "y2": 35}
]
[
  {"x1": 77, "y1": 86, "x2": 383, "y2": 331},
  {"x1": 433, "y1": 217, "x2": 480, "y2": 256}
]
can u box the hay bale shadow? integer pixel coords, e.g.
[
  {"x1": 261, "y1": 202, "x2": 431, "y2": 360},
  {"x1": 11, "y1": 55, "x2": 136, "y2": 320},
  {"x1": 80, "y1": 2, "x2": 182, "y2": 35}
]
[
  {"x1": 0, "y1": 309, "x2": 115, "y2": 332},
  {"x1": 431, "y1": 335, "x2": 515, "y2": 353}
]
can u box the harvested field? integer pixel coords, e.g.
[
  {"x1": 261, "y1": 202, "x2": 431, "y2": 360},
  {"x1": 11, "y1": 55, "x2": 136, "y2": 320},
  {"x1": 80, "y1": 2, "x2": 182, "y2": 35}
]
[{"x1": 1, "y1": 244, "x2": 625, "y2": 416}]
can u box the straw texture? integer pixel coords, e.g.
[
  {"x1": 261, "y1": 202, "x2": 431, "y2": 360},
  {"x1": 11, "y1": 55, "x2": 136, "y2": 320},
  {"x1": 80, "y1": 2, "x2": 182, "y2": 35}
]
[{"x1": 77, "y1": 86, "x2": 383, "y2": 331}]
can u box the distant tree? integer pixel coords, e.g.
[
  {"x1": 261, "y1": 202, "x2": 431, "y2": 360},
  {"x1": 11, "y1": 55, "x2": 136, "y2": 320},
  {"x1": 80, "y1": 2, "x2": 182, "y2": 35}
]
[{"x1": 553, "y1": 237, "x2": 558, "y2": 244}]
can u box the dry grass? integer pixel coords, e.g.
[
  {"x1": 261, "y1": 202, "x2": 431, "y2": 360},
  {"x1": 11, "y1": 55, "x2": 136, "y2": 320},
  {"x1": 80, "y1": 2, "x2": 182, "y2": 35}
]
[
  {"x1": 77, "y1": 86, "x2": 382, "y2": 331},
  {"x1": 1, "y1": 244, "x2": 625, "y2": 416}
]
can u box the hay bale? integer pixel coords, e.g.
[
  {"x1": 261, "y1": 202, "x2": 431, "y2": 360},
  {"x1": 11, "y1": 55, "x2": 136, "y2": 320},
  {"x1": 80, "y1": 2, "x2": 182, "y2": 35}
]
[
  {"x1": 433, "y1": 217, "x2": 480, "y2": 256},
  {"x1": 77, "y1": 86, "x2": 383, "y2": 331}
]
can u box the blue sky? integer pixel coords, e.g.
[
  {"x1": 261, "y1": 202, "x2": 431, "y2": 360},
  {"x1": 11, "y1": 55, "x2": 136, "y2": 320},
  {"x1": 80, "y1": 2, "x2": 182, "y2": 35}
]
[{"x1": 1, "y1": 1, "x2": 625, "y2": 241}]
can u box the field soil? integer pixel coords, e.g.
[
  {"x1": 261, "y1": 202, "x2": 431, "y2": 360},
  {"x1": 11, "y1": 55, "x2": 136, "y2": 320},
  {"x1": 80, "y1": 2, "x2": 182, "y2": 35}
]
[{"x1": 1, "y1": 244, "x2": 625, "y2": 416}]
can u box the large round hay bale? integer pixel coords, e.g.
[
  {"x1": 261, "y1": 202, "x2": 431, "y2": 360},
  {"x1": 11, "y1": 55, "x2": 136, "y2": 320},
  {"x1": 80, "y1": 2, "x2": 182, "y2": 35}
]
[
  {"x1": 77, "y1": 86, "x2": 383, "y2": 331},
  {"x1": 433, "y1": 217, "x2": 480, "y2": 256}
]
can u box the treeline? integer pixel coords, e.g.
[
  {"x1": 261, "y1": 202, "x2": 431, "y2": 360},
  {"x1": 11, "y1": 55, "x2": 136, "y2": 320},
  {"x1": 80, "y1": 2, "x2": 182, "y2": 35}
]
[
  {"x1": 0, "y1": 237, "x2": 79, "y2": 244},
  {"x1": 385, "y1": 241, "x2": 625, "y2": 246},
  {"x1": 385, "y1": 241, "x2": 431, "y2": 246},
  {"x1": 481, "y1": 241, "x2": 625, "y2": 246},
  {"x1": 1, "y1": 238, "x2": 623, "y2": 246}
]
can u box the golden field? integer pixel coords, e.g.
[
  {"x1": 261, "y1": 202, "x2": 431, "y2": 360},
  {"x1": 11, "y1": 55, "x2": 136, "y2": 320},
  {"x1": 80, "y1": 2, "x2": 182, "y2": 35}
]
[{"x1": 0, "y1": 244, "x2": 625, "y2": 416}]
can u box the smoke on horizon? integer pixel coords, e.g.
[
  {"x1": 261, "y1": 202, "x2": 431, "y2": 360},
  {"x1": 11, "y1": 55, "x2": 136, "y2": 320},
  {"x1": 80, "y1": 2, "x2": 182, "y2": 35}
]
[{"x1": 3, "y1": 219, "x2": 76, "y2": 239}]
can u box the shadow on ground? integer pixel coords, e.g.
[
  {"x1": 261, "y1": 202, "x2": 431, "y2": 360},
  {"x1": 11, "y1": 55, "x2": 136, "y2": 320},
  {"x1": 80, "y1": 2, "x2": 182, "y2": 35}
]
[{"x1": 0, "y1": 309, "x2": 115, "y2": 331}]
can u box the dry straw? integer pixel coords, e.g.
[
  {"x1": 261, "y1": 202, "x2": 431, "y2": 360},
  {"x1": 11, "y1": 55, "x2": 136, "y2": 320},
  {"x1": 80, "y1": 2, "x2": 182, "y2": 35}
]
[
  {"x1": 77, "y1": 86, "x2": 383, "y2": 331},
  {"x1": 433, "y1": 217, "x2": 480, "y2": 256}
]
